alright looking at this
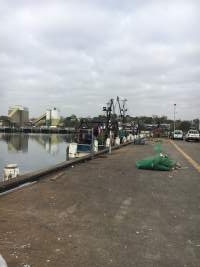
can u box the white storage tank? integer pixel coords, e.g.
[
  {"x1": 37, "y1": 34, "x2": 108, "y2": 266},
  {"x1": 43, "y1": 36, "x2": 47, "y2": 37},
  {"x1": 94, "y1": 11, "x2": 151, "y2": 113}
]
[
  {"x1": 51, "y1": 108, "x2": 60, "y2": 120},
  {"x1": 46, "y1": 109, "x2": 51, "y2": 121},
  {"x1": 46, "y1": 108, "x2": 60, "y2": 127}
]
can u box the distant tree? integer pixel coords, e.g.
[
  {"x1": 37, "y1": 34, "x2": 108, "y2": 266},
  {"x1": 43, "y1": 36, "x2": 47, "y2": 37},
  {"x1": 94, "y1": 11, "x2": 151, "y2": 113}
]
[
  {"x1": 192, "y1": 119, "x2": 200, "y2": 130},
  {"x1": 63, "y1": 115, "x2": 79, "y2": 127},
  {"x1": 132, "y1": 115, "x2": 171, "y2": 125},
  {"x1": 179, "y1": 121, "x2": 191, "y2": 132},
  {"x1": 58, "y1": 116, "x2": 65, "y2": 127},
  {"x1": 91, "y1": 115, "x2": 106, "y2": 122},
  {"x1": 159, "y1": 116, "x2": 168, "y2": 124},
  {"x1": 144, "y1": 117, "x2": 154, "y2": 124},
  {"x1": 124, "y1": 115, "x2": 133, "y2": 123},
  {"x1": 70, "y1": 114, "x2": 78, "y2": 121}
]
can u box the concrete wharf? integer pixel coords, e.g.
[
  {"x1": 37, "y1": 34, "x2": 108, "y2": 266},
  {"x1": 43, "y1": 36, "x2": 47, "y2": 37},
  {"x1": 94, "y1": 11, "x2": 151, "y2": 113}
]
[{"x1": 0, "y1": 140, "x2": 200, "y2": 267}]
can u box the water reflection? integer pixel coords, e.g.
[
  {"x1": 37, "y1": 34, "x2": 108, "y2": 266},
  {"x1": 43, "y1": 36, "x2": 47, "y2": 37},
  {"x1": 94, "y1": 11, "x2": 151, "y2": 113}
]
[
  {"x1": 34, "y1": 134, "x2": 71, "y2": 155},
  {"x1": 0, "y1": 133, "x2": 72, "y2": 155},
  {"x1": 5, "y1": 134, "x2": 28, "y2": 152},
  {"x1": 0, "y1": 133, "x2": 74, "y2": 181}
]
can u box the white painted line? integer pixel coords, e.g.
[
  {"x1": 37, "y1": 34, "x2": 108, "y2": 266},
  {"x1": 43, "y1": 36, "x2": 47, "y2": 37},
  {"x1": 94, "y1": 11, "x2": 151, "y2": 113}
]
[{"x1": 170, "y1": 141, "x2": 200, "y2": 173}]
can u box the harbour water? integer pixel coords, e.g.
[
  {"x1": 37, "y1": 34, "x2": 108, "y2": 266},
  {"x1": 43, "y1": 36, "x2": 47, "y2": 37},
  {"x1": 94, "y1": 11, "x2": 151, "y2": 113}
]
[{"x1": 0, "y1": 133, "x2": 75, "y2": 181}]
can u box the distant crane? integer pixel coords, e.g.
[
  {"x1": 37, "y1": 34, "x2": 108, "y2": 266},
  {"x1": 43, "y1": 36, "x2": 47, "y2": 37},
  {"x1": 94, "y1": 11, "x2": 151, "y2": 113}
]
[
  {"x1": 103, "y1": 98, "x2": 119, "y2": 138},
  {"x1": 116, "y1": 96, "x2": 128, "y2": 124}
]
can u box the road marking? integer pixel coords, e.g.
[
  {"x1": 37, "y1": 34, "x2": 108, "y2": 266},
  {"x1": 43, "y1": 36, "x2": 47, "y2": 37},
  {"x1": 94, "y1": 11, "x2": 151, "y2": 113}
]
[{"x1": 170, "y1": 141, "x2": 200, "y2": 173}]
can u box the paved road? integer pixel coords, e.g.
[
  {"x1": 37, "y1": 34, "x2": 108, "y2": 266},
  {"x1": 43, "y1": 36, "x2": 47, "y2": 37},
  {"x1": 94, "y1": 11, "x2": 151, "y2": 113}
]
[
  {"x1": 0, "y1": 140, "x2": 200, "y2": 267},
  {"x1": 172, "y1": 139, "x2": 200, "y2": 165}
]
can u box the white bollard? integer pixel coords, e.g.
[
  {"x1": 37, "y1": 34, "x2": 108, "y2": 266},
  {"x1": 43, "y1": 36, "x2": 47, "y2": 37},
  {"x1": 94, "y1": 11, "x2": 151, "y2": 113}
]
[
  {"x1": 129, "y1": 134, "x2": 134, "y2": 141},
  {"x1": 0, "y1": 255, "x2": 8, "y2": 267},
  {"x1": 66, "y1": 144, "x2": 70, "y2": 160},
  {"x1": 126, "y1": 135, "x2": 131, "y2": 141},
  {"x1": 69, "y1": 143, "x2": 77, "y2": 158},
  {"x1": 105, "y1": 138, "x2": 110, "y2": 148},
  {"x1": 93, "y1": 139, "x2": 98, "y2": 153},
  {"x1": 122, "y1": 136, "x2": 127, "y2": 143},
  {"x1": 3, "y1": 164, "x2": 19, "y2": 181},
  {"x1": 115, "y1": 137, "x2": 120, "y2": 146}
]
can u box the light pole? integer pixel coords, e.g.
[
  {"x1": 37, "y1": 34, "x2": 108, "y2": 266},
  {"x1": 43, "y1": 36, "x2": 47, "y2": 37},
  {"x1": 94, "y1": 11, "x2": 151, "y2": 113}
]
[{"x1": 173, "y1": 103, "x2": 176, "y2": 133}]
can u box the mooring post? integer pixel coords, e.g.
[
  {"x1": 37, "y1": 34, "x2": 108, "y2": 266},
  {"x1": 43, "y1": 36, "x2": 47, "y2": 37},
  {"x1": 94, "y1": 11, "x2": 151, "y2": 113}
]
[
  {"x1": 66, "y1": 144, "x2": 69, "y2": 161},
  {"x1": 91, "y1": 128, "x2": 94, "y2": 157},
  {"x1": 109, "y1": 130, "x2": 112, "y2": 154}
]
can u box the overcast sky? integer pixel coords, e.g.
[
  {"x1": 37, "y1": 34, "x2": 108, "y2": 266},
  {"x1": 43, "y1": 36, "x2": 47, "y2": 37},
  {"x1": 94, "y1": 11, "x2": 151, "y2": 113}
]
[{"x1": 0, "y1": 0, "x2": 199, "y2": 120}]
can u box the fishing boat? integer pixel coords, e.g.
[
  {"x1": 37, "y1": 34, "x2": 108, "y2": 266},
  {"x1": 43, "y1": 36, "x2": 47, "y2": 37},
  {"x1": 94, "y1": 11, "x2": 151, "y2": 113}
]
[{"x1": 76, "y1": 143, "x2": 92, "y2": 157}]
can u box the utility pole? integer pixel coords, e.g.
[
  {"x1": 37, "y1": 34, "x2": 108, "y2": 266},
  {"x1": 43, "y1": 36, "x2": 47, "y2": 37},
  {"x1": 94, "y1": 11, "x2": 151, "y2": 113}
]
[{"x1": 173, "y1": 103, "x2": 176, "y2": 133}]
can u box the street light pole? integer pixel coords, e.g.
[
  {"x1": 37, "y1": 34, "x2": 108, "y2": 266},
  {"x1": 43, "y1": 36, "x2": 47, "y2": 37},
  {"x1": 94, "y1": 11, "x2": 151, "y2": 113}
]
[{"x1": 173, "y1": 103, "x2": 176, "y2": 133}]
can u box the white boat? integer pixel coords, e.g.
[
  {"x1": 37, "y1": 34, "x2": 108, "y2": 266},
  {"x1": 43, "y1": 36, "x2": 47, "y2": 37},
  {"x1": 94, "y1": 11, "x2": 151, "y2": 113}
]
[
  {"x1": 75, "y1": 143, "x2": 91, "y2": 158},
  {"x1": 3, "y1": 164, "x2": 19, "y2": 181},
  {"x1": 67, "y1": 141, "x2": 98, "y2": 159}
]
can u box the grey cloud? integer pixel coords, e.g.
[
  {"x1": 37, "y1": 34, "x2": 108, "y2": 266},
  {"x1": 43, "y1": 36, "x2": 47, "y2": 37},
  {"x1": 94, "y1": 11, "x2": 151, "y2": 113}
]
[{"x1": 0, "y1": 0, "x2": 200, "y2": 119}]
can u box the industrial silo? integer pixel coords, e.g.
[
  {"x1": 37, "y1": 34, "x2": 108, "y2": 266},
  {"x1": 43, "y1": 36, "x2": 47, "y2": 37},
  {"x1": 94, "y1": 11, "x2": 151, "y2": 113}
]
[
  {"x1": 46, "y1": 108, "x2": 60, "y2": 127},
  {"x1": 8, "y1": 105, "x2": 29, "y2": 127}
]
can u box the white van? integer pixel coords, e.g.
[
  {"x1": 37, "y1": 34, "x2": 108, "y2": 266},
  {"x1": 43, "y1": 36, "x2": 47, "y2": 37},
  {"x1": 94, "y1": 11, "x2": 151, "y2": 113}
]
[
  {"x1": 173, "y1": 130, "x2": 183, "y2": 140},
  {"x1": 185, "y1": 130, "x2": 200, "y2": 142}
]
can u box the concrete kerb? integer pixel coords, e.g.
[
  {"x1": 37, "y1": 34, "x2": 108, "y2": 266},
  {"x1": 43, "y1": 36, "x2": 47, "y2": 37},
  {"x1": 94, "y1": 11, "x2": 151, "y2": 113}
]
[{"x1": 0, "y1": 141, "x2": 133, "y2": 193}]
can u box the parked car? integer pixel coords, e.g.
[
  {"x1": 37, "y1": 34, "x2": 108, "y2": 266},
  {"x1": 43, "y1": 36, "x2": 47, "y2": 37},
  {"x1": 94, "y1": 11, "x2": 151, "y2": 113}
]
[
  {"x1": 185, "y1": 129, "x2": 200, "y2": 142},
  {"x1": 172, "y1": 130, "x2": 183, "y2": 140}
]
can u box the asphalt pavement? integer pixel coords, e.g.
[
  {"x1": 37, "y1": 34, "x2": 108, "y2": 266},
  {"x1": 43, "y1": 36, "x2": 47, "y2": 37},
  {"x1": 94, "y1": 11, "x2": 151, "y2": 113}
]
[
  {"x1": 171, "y1": 139, "x2": 200, "y2": 165},
  {"x1": 0, "y1": 139, "x2": 200, "y2": 267}
]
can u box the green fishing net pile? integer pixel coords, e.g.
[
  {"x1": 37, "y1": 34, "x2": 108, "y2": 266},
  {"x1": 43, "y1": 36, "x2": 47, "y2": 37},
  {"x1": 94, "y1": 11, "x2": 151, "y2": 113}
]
[{"x1": 136, "y1": 144, "x2": 176, "y2": 171}]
